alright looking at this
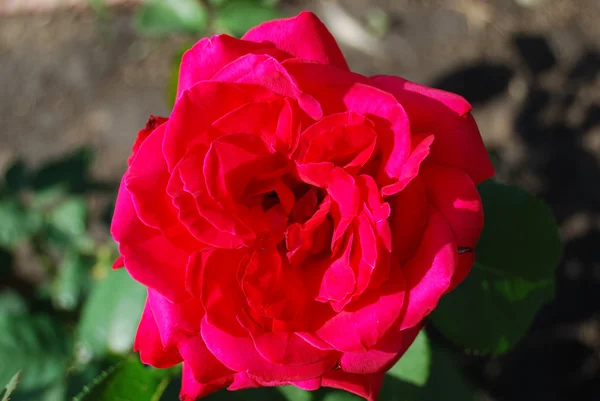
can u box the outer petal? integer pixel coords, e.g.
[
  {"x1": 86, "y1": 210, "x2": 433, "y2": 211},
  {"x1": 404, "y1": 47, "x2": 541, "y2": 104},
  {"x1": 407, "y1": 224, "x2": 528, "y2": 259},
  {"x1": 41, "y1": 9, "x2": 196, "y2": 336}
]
[
  {"x1": 180, "y1": 363, "x2": 233, "y2": 401},
  {"x1": 111, "y1": 179, "x2": 190, "y2": 302},
  {"x1": 339, "y1": 325, "x2": 421, "y2": 375},
  {"x1": 421, "y1": 165, "x2": 483, "y2": 249},
  {"x1": 128, "y1": 115, "x2": 168, "y2": 166},
  {"x1": 147, "y1": 287, "x2": 203, "y2": 348},
  {"x1": 314, "y1": 265, "x2": 406, "y2": 353},
  {"x1": 177, "y1": 34, "x2": 290, "y2": 98},
  {"x1": 125, "y1": 124, "x2": 195, "y2": 250},
  {"x1": 370, "y1": 75, "x2": 494, "y2": 184},
  {"x1": 134, "y1": 299, "x2": 182, "y2": 368},
  {"x1": 400, "y1": 208, "x2": 457, "y2": 330},
  {"x1": 322, "y1": 370, "x2": 385, "y2": 401},
  {"x1": 201, "y1": 317, "x2": 338, "y2": 382},
  {"x1": 243, "y1": 11, "x2": 349, "y2": 71},
  {"x1": 179, "y1": 335, "x2": 235, "y2": 384}
]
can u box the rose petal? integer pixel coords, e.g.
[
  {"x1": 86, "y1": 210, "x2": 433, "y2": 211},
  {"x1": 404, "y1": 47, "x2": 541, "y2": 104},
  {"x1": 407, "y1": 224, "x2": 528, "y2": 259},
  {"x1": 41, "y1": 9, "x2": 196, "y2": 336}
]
[
  {"x1": 322, "y1": 370, "x2": 385, "y2": 401},
  {"x1": 237, "y1": 309, "x2": 339, "y2": 365},
  {"x1": 371, "y1": 75, "x2": 494, "y2": 184},
  {"x1": 389, "y1": 177, "x2": 429, "y2": 263},
  {"x1": 179, "y1": 335, "x2": 235, "y2": 384},
  {"x1": 111, "y1": 180, "x2": 190, "y2": 302},
  {"x1": 147, "y1": 286, "x2": 203, "y2": 348},
  {"x1": 243, "y1": 11, "x2": 349, "y2": 70},
  {"x1": 125, "y1": 124, "x2": 196, "y2": 249},
  {"x1": 201, "y1": 316, "x2": 338, "y2": 382},
  {"x1": 128, "y1": 115, "x2": 168, "y2": 165},
  {"x1": 163, "y1": 81, "x2": 276, "y2": 171},
  {"x1": 315, "y1": 265, "x2": 406, "y2": 353},
  {"x1": 400, "y1": 207, "x2": 458, "y2": 330},
  {"x1": 134, "y1": 298, "x2": 182, "y2": 368},
  {"x1": 421, "y1": 165, "x2": 483, "y2": 249},
  {"x1": 339, "y1": 325, "x2": 421, "y2": 375},
  {"x1": 179, "y1": 363, "x2": 234, "y2": 401},
  {"x1": 212, "y1": 54, "x2": 322, "y2": 120},
  {"x1": 177, "y1": 34, "x2": 290, "y2": 98}
]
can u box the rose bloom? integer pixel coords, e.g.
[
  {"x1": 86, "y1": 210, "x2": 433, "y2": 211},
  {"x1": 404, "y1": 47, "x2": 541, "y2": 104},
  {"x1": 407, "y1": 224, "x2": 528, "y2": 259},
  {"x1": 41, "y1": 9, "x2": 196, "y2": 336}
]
[{"x1": 111, "y1": 11, "x2": 493, "y2": 401}]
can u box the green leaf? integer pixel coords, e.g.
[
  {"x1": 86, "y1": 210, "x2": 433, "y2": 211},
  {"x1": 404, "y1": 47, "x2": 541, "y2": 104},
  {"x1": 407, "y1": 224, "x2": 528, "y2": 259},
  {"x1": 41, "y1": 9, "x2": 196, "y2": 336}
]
[
  {"x1": 278, "y1": 386, "x2": 313, "y2": 401},
  {"x1": 135, "y1": 0, "x2": 208, "y2": 36},
  {"x1": 74, "y1": 359, "x2": 171, "y2": 401},
  {"x1": 76, "y1": 268, "x2": 146, "y2": 361},
  {"x1": 51, "y1": 251, "x2": 94, "y2": 311},
  {"x1": 1, "y1": 371, "x2": 20, "y2": 401},
  {"x1": 380, "y1": 340, "x2": 476, "y2": 401},
  {"x1": 0, "y1": 315, "x2": 70, "y2": 393},
  {"x1": 215, "y1": 0, "x2": 282, "y2": 37},
  {"x1": 322, "y1": 392, "x2": 363, "y2": 401},
  {"x1": 0, "y1": 290, "x2": 27, "y2": 317},
  {"x1": 48, "y1": 198, "x2": 87, "y2": 238},
  {"x1": 387, "y1": 330, "x2": 430, "y2": 386},
  {"x1": 431, "y1": 180, "x2": 563, "y2": 353},
  {"x1": 0, "y1": 200, "x2": 42, "y2": 247}
]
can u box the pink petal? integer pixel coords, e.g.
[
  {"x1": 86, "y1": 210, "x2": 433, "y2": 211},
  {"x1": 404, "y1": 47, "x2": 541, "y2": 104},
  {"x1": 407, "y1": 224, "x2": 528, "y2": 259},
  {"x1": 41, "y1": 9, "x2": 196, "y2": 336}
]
[
  {"x1": 212, "y1": 54, "x2": 322, "y2": 120},
  {"x1": 111, "y1": 180, "x2": 190, "y2": 302},
  {"x1": 163, "y1": 81, "x2": 276, "y2": 171},
  {"x1": 128, "y1": 115, "x2": 168, "y2": 166},
  {"x1": 237, "y1": 309, "x2": 339, "y2": 365},
  {"x1": 201, "y1": 317, "x2": 337, "y2": 382},
  {"x1": 179, "y1": 363, "x2": 234, "y2": 401},
  {"x1": 421, "y1": 165, "x2": 483, "y2": 249},
  {"x1": 381, "y1": 133, "x2": 433, "y2": 196},
  {"x1": 400, "y1": 207, "x2": 457, "y2": 330},
  {"x1": 243, "y1": 11, "x2": 349, "y2": 70},
  {"x1": 147, "y1": 287, "x2": 203, "y2": 348},
  {"x1": 178, "y1": 335, "x2": 235, "y2": 384},
  {"x1": 134, "y1": 298, "x2": 182, "y2": 368},
  {"x1": 315, "y1": 265, "x2": 406, "y2": 353},
  {"x1": 322, "y1": 370, "x2": 385, "y2": 401},
  {"x1": 389, "y1": 177, "x2": 429, "y2": 263},
  {"x1": 125, "y1": 124, "x2": 196, "y2": 249},
  {"x1": 370, "y1": 75, "x2": 494, "y2": 184},
  {"x1": 339, "y1": 324, "x2": 421, "y2": 375},
  {"x1": 177, "y1": 34, "x2": 290, "y2": 98}
]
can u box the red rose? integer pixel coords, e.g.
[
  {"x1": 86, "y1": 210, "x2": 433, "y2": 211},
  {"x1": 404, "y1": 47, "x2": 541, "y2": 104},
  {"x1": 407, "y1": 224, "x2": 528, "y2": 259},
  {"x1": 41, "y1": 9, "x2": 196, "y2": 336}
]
[{"x1": 111, "y1": 11, "x2": 493, "y2": 401}]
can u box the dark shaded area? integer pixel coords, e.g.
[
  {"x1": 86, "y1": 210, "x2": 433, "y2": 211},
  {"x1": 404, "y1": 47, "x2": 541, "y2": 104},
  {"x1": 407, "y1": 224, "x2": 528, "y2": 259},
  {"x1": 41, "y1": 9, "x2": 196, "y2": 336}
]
[{"x1": 434, "y1": 33, "x2": 600, "y2": 401}]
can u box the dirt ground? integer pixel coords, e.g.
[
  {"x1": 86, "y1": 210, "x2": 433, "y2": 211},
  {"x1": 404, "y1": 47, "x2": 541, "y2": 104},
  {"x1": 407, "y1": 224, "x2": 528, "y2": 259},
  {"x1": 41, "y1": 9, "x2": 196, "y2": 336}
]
[{"x1": 1, "y1": 0, "x2": 600, "y2": 400}]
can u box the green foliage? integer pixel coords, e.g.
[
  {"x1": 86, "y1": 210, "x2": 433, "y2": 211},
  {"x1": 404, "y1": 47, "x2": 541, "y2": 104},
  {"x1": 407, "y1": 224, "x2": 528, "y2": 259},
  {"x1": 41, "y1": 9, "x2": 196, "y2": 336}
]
[
  {"x1": 387, "y1": 330, "x2": 430, "y2": 386},
  {"x1": 74, "y1": 359, "x2": 171, "y2": 401},
  {"x1": 1, "y1": 371, "x2": 20, "y2": 401},
  {"x1": 214, "y1": 0, "x2": 282, "y2": 37},
  {"x1": 431, "y1": 180, "x2": 563, "y2": 353},
  {"x1": 135, "y1": 0, "x2": 208, "y2": 36},
  {"x1": 76, "y1": 267, "x2": 146, "y2": 361},
  {"x1": 0, "y1": 314, "x2": 70, "y2": 393}
]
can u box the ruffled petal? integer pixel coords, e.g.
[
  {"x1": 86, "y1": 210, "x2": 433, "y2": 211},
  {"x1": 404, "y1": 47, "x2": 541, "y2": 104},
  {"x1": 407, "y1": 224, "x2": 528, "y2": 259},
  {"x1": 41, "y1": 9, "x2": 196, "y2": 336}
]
[
  {"x1": 125, "y1": 124, "x2": 196, "y2": 249},
  {"x1": 201, "y1": 317, "x2": 337, "y2": 382},
  {"x1": 314, "y1": 265, "x2": 406, "y2": 353},
  {"x1": 177, "y1": 34, "x2": 290, "y2": 98},
  {"x1": 243, "y1": 11, "x2": 349, "y2": 70},
  {"x1": 212, "y1": 54, "x2": 322, "y2": 120},
  {"x1": 134, "y1": 299, "x2": 182, "y2": 368},
  {"x1": 370, "y1": 75, "x2": 494, "y2": 184}
]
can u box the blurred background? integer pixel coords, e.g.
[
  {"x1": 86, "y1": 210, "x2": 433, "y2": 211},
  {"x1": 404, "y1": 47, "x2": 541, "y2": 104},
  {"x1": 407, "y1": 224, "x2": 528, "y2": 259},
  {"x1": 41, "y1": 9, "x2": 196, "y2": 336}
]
[{"x1": 0, "y1": 0, "x2": 599, "y2": 400}]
